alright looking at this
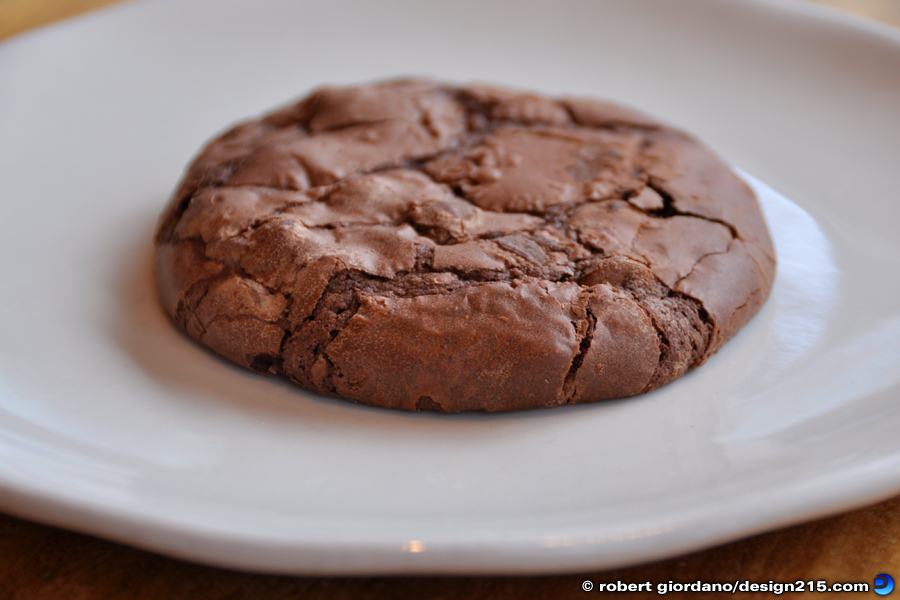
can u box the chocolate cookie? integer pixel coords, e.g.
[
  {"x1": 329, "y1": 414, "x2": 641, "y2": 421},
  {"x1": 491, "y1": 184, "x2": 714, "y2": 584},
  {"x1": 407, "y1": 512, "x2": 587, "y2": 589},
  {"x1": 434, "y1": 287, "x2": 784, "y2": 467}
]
[{"x1": 155, "y1": 79, "x2": 776, "y2": 412}]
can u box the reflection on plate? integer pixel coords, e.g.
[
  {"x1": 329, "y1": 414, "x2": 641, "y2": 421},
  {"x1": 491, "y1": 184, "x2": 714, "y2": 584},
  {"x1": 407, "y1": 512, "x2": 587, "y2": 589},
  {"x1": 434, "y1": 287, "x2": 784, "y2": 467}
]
[{"x1": 0, "y1": 0, "x2": 899, "y2": 575}]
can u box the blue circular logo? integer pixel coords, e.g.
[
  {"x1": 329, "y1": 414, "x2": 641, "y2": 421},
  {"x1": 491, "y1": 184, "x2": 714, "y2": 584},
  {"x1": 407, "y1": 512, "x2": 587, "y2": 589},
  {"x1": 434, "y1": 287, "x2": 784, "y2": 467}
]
[{"x1": 875, "y1": 574, "x2": 894, "y2": 596}]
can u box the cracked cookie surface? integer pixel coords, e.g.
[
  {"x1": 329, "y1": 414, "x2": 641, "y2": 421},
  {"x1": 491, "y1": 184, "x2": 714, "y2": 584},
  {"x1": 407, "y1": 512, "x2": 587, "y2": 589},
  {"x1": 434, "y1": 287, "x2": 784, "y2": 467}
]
[{"x1": 154, "y1": 79, "x2": 776, "y2": 412}]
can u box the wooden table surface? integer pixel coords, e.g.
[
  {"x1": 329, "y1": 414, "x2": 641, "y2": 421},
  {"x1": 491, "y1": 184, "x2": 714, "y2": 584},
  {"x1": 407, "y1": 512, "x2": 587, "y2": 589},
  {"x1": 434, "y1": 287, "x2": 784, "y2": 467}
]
[{"x1": 2, "y1": 1, "x2": 899, "y2": 598}]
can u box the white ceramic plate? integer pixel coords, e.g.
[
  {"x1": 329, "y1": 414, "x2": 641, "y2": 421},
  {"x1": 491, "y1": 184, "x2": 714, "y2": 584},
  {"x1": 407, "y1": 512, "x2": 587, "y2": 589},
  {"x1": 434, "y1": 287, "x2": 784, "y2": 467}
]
[{"x1": 1, "y1": 0, "x2": 899, "y2": 575}]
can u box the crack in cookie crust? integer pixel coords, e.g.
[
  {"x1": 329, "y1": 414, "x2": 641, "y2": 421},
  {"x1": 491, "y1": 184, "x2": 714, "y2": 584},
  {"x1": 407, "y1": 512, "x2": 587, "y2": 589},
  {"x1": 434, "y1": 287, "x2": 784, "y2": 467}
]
[{"x1": 154, "y1": 79, "x2": 776, "y2": 411}]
